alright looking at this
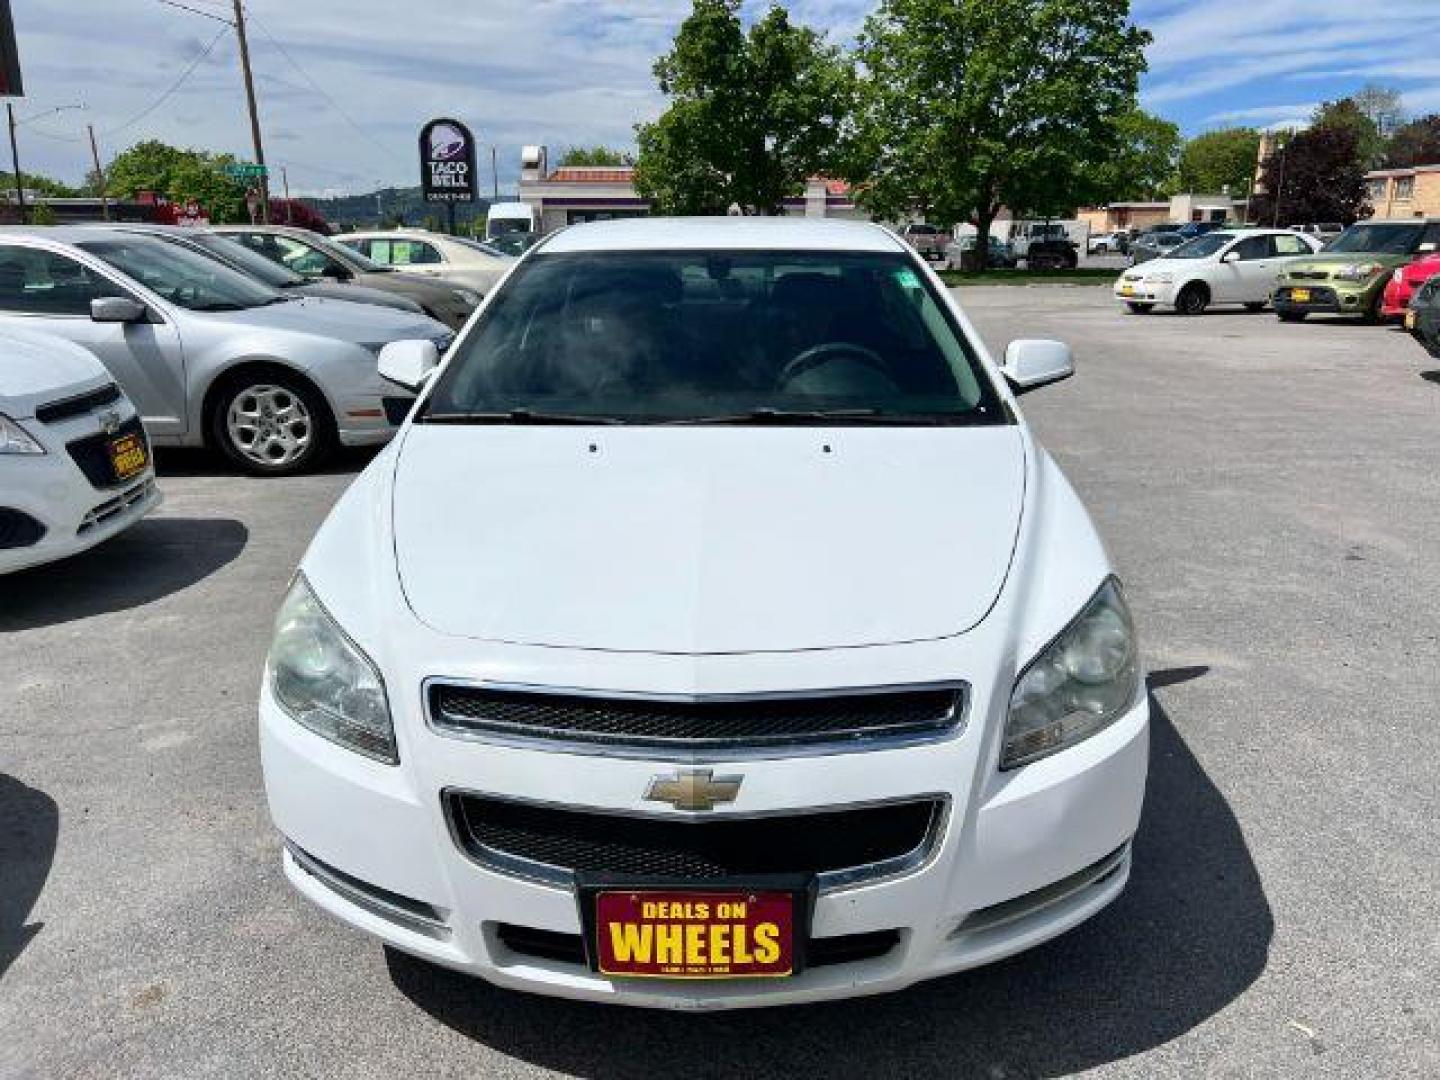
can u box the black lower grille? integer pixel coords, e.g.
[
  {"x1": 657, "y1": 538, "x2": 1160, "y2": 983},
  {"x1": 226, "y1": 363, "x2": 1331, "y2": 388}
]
[
  {"x1": 65, "y1": 417, "x2": 147, "y2": 490},
  {"x1": 447, "y1": 793, "x2": 943, "y2": 884},
  {"x1": 0, "y1": 507, "x2": 46, "y2": 549},
  {"x1": 494, "y1": 923, "x2": 899, "y2": 970},
  {"x1": 429, "y1": 683, "x2": 964, "y2": 752},
  {"x1": 35, "y1": 382, "x2": 122, "y2": 424}
]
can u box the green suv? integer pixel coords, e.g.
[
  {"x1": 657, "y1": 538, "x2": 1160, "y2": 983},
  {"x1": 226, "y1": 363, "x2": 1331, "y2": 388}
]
[{"x1": 1273, "y1": 218, "x2": 1440, "y2": 322}]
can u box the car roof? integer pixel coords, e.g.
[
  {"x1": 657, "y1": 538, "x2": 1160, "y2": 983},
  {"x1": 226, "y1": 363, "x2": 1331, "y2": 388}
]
[
  {"x1": 539, "y1": 216, "x2": 908, "y2": 254},
  {"x1": 0, "y1": 224, "x2": 163, "y2": 245}
]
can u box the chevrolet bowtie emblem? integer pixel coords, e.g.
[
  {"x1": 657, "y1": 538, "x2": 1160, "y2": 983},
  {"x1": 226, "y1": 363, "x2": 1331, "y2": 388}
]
[
  {"x1": 644, "y1": 769, "x2": 742, "y2": 812},
  {"x1": 97, "y1": 408, "x2": 122, "y2": 435}
]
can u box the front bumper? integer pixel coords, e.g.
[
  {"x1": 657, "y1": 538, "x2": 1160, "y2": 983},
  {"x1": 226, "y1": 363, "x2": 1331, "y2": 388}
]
[
  {"x1": 1382, "y1": 277, "x2": 1415, "y2": 318},
  {"x1": 1114, "y1": 279, "x2": 1176, "y2": 306},
  {"x1": 260, "y1": 673, "x2": 1148, "y2": 1009},
  {"x1": 1273, "y1": 277, "x2": 1383, "y2": 316}
]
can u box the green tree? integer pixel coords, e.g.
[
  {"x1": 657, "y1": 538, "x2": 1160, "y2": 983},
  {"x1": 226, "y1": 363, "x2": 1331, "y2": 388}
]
[
  {"x1": 1083, "y1": 108, "x2": 1181, "y2": 202},
  {"x1": 1176, "y1": 127, "x2": 1261, "y2": 197},
  {"x1": 633, "y1": 0, "x2": 855, "y2": 215},
  {"x1": 1384, "y1": 114, "x2": 1440, "y2": 168},
  {"x1": 0, "y1": 170, "x2": 79, "y2": 198},
  {"x1": 1353, "y1": 83, "x2": 1405, "y2": 138},
  {"x1": 104, "y1": 139, "x2": 247, "y2": 222},
  {"x1": 1312, "y1": 97, "x2": 1385, "y2": 168},
  {"x1": 852, "y1": 0, "x2": 1149, "y2": 265},
  {"x1": 558, "y1": 146, "x2": 632, "y2": 167}
]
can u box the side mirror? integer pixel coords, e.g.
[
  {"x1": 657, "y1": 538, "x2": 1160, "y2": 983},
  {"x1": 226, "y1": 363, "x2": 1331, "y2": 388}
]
[
  {"x1": 1221, "y1": 251, "x2": 1240, "y2": 263},
  {"x1": 378, "y1": 339, "x2": 440, "y2": 393},
  {"x1": 90, "y1": 296, "x2": 148, "y2": 323},
  {"x1": 1002, "y1": 339, "x2": 1074, "y2": 395}
]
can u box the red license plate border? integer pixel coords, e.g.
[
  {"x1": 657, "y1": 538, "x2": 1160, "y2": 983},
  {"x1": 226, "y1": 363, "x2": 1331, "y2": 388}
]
[{"x1": 576, "y1": 873, "x2": 817, "y2": 980}]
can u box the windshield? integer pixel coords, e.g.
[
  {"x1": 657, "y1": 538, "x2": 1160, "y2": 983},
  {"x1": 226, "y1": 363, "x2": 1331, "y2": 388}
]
[
  {"x1": 306, "y1": 232, "x2": 388, "y2": 271},
  {"x1": 422, "y1": 251, "x2": 1006, "y2": 425},
  {"x1": 1169, "y1": 233, "x2": 1235, "y2": 259},
  {"x1": 78, "y1": 236, "x2": 283, "y2": 311},
  {"x1": 484, "y1": 233, "x2": 539, "y2": 257},
  {"x1": 186, "y1": 232, "x2": 304, "y2": 287},
  {"x1": 488, "y1": 218, "x2": 531, "y2": 237},
  {"x1": 1325, "y1": 223, "x2": 1424, "y2": 254}
]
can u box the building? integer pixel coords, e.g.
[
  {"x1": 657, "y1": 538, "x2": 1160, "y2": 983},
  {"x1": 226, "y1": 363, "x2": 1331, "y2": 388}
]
[
  {"x1": 516, "y1": 145, "x2": 864, "y2": 232},
  {"x1": 1077, "y1": 193, "x2": 1249, "y2": 235},
  {"x1": 1365, "y1": 165, "x2": 1440, "y2": 219}
]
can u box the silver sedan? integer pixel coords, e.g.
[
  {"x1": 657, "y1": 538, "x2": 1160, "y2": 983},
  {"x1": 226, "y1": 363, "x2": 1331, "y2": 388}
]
[{"x1": 0, "y1": 227, "x2": 451, "y2": 474}]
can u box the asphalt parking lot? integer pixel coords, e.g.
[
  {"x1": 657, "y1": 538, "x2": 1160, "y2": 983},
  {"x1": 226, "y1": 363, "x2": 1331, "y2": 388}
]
[{"x1": 4, "y1": 285, "x2": 1438, "y2": 1079}]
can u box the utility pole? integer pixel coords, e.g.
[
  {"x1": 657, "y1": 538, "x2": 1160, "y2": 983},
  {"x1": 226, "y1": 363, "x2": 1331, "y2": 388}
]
[
  {"x1": 231, "y1": 0, "x2": 270, "y2": 223},
  {"x1": 6, "y1": 103, "x2": 23, "y2": 224},
  {"x1": 491, "y1": 146, "x2": 499, "y2": 200},
  {"x1": 280, "y1": 164, "x2": 292, "y2": 224},
  {"x1": 87, "y1": 124, "x2": 109, "y2": 221}
]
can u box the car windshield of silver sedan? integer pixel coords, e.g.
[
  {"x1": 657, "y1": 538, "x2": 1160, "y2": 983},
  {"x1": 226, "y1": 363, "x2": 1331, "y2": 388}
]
[
  {"x1": 78, "y1": 236, "x2": 286, "y2": 311},
  {"x1": 1168, "y1": 233, "x2": 1235, "y2": 259},
  {"x1": 421, "y1": 251, "x2": 1007, "y2": 425}
]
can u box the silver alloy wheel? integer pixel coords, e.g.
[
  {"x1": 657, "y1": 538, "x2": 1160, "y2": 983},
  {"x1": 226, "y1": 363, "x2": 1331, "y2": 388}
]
[{"x1": 226, "y1": 383, "x2": 313, "y2": 468}]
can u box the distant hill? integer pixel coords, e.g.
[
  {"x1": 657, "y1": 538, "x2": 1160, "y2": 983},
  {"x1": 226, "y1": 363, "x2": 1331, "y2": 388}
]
[{"x1": 302, "y1": 186, "x2": 493, "y2": 233}]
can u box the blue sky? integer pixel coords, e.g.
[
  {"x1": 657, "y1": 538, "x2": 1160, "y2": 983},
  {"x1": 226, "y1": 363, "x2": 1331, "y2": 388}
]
[{"x1": 12, "y1": 0, "x2": 1440, "y2": 197}]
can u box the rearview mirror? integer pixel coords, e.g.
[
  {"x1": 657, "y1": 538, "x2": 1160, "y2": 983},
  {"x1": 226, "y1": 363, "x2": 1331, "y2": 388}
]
[
  {"x1": 1002, "y1": 339, "x2": 1074, "y2": 395},
  {"x1": 378, "y1": 339, "x2": 440, "y2": 394},
  {"x1": 90, "y1": 297, "x2": 148, "y2": 323}
]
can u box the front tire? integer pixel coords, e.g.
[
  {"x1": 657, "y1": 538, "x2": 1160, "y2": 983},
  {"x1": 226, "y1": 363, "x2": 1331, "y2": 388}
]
[
  {"x1": 209, "y1": 371, "x2": 335, "y2": 476},
  {"x1": 1176, "y1": 283, "x2": 1210, "y2": 316}
]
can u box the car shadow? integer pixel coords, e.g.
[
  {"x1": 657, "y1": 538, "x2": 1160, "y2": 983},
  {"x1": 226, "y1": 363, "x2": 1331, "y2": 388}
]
[
  {"x1": 386, "y1": 669, "x2": 1270, "y2": 1078},
  {"x1": 0, "y1": 517, "x2": 247, "y2": 632},
  {"x1": 0, "y1": 774, "x2": 59, "y2": 981},
  {"x1": 153, "y1": 446, "x2": 377, "y2": 478},
  {"x1": 1420, "y1": 370, "x2": 1440, "y2": 387}
]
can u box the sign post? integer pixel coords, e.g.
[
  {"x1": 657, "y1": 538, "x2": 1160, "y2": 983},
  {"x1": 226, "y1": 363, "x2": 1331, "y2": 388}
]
[{"x1": 419, "y1": 118, "x2": 477, "y2": 235}]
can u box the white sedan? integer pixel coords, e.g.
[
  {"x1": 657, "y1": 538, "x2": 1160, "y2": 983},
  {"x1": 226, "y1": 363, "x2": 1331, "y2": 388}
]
[
  {"x1": 334, "y1": 229, "x2": 513, "y2": 298},
  {"x1": 1114, "y1": 228, "x2": 1322, "y2": 315},
  {"x1": 1, "y1": 328, "x2": 159, "y2": 574},
  {"x1": 260, "y1": 217, "x2": 1147, "y2": 1009}
]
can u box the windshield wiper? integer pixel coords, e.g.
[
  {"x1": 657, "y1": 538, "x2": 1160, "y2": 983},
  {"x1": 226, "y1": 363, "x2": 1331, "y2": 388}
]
[
  {"x1": 421, "y1": 408, "x2": 625, "y2": 425},
  {"x1": 664, "y1": 407, "x2": 950, "y2": 426}
]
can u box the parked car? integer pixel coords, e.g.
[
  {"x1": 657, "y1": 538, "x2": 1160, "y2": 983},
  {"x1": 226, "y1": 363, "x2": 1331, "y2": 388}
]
[
  {"x1": 1407, "y1": 275, "x2": 1440, "y2": 358},
  {"x1": 944, "y1": 233, "x2": 1017, "y2": 269},
  {"x1": 210, "y1": 224, "x2": 478, "y2": 329},
  {"x1": 1087, "y1": 232, "x2": 1128, "y2": 255},
  {"x1": 1023, "y1": 237, "x2": 1080, "y2": 270},
  {"x1": 1174, "y1": 221, "x2": 1227, "y2": 240},
  {"x1": 897, "y1": 222, "x2": 952, "y2": 262},
  {"x1": 1381, "y1": 252, "x2": 1440, "y2": 321},
  {"x1": 110, "y1": 224, "x2": 426, "y2": 316},
  {"x1": 334, "y1": 229, "x2": 512, "y2": 294},
  {"x1": 1273, "y1": 218, "x2": 1440, "y2": 322},
  {"x1": 1296, "y1": 222, "x2": 1345, "y2": 244},
  {"x1": 1012, "y1": 222, "x2": 1077, "y2": 264},
  {"x1": 0, "y1": 227, "x2": 452, "y2": 475},
  {"x1": 1128, "y1": 231, "x2": 1186, "y2": 266},
  {"x1": 261, "y1": 217, "x2": 1147, "y2": 1009},
  {"x1": 1114, "y1": 229, "x2": 1322, "y2": 315},
  {"x1": 1, "y1": 327, "x2": 159, "y2": 573}
]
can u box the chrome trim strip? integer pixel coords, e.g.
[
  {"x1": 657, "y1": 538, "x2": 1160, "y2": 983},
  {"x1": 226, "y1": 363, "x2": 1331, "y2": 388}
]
[
  {"x1": 442, "y1": 788, "x2": 951, "y2": 896},
  {"x1": 285, "y1": 842, "x2": 451, "y2": 940},
  {"x1": 951, "y1": 842, "x2": 1130, "y2": 936},
  {"x1": 422, "y1": 678, "x2": 969, "y2": 762}
]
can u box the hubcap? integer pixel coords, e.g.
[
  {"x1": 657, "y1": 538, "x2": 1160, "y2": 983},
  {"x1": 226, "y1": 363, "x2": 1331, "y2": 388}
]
[{"x1": 226, "y1": 384, "x2": 312, "y2": 467}]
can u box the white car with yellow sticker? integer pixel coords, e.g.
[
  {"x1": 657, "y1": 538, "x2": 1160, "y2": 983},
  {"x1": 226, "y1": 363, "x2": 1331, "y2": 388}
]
[{"x1": 260, "y1": 217, "x2": 1148, "y2": 1009}]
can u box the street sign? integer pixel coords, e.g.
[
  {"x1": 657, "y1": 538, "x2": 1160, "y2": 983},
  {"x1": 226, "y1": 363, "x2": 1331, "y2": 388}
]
[
  {"x1": 223, "y1": 162, "x2": 269, "y2": 180},
  {"x1": 419, "y1": 118, "x2": 477, "y2": 204}
]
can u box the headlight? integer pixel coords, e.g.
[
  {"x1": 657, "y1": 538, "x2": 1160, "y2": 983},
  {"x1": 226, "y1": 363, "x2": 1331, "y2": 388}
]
[
  {"x1": 1145, "y1": 272, "x2": 1173, "y2": 284},
  {"x1": 1335, "y1": 262, "x2": 1383, "y2": 282},
  {"x1": 451, "y1": 288, "x2": 481, "y2": 306},
  {"x1": 1001, "y1": 579, "x2": 1139, "y2": 770},
  {"x1": 0, "y1": 414, "x2": 45, "y2": 455},
  {"x1": 267, "y1": 574, "x2": 396, "y2": 763}
]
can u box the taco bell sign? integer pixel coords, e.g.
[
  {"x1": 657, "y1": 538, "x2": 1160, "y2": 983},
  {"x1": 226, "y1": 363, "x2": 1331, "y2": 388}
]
[{"x1": 419, "y1": 118, "x2": 477, "y2": 203}]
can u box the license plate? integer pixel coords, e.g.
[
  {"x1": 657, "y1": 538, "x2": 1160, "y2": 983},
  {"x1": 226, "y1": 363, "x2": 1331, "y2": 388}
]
[
  {"x1": 107, "y1": 432, "x2": 148, "y2": 482},
  {"x1": 592, "y1": 889, "x2": 796, "y2": 979},
  {"x1": 1291, "y1": 288, "x2": 1311, "y2": 303},
  {"x1": 1120, "y1": 285, "x2": 1136, "y2": 296},
  {"x1": 1406, "y1": 310, "x2": 1417, "y2": 330}
]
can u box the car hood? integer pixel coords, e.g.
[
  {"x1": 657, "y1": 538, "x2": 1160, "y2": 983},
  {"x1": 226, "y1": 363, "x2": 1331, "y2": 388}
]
[
  {"x1": 292, "y1": 281, "x2": 423, "y2": 313},
  {"x1": 391, "y1": 424, "x2": 1026, "y2": 654},
  {"x1": 0, "y1": 329, "x2": 112, "y2": 416},
  {"x1": 353, "y1": 270, "x2": 462, "y2": 302},
  {"x1": 207, "y1": 297, "x2": 447, "y2": 344}
]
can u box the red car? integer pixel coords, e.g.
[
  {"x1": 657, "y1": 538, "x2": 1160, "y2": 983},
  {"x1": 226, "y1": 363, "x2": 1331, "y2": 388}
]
[{"x1": 1382, "y1": 253, "x2": 1440, "y2": 319}]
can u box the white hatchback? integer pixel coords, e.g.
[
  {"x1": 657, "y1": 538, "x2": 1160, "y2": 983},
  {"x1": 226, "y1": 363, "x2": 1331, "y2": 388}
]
[
  {"x1": 1, "y1": 328, "x2": 159, "y2": 574},
  {"x1": 1114, "y1": 228, "x2": 1321, "y2": 315},
  {"x1": 260, "y1": 218, "x2": 1148, "y2": 1009}
]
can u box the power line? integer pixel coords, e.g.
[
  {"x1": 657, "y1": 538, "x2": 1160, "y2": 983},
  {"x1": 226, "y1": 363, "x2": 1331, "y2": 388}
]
[
  {"x1": 103, "y1": 25, "x2": 231, "y2": 138},
  {"x1": 247, "y1": 13, "x2": 404, "y2": 164}
]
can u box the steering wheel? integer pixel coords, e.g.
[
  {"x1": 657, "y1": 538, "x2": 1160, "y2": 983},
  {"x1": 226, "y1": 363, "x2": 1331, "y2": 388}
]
[{"x1": 777, "y1": 341, "x2": 891, "y2": 388}]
